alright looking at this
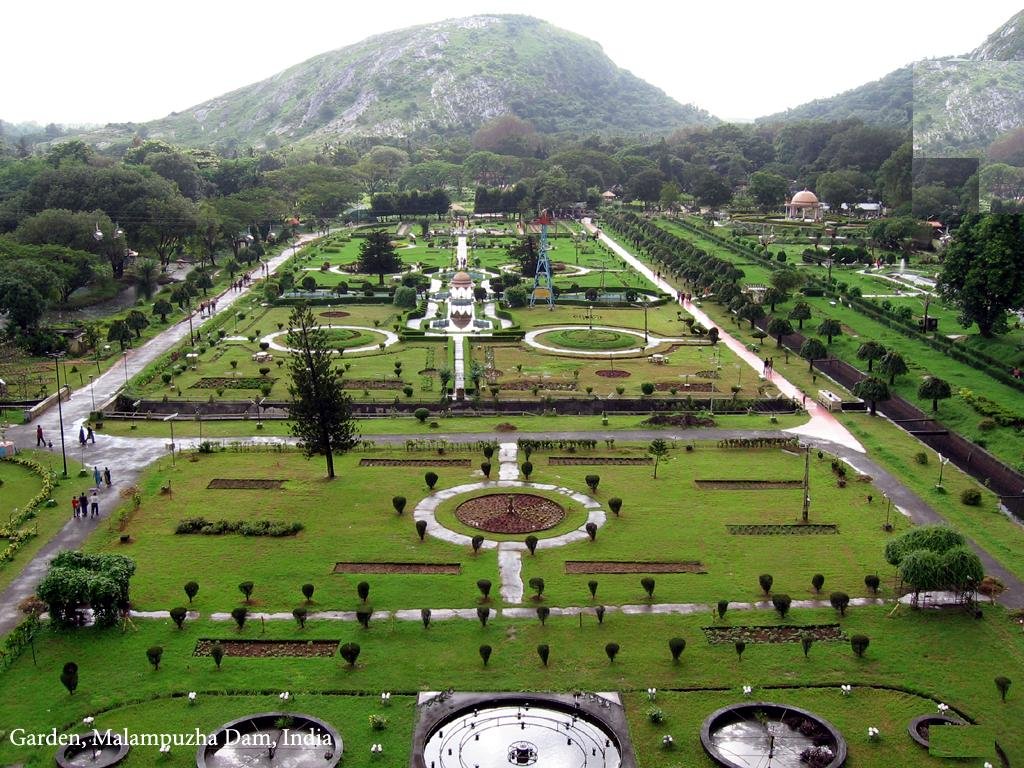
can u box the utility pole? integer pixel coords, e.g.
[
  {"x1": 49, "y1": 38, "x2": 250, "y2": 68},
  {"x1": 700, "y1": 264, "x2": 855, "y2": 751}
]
[
  {"x1": 47, "y1": 352, "x2": 68, "y2": 479},
  {"x1": 801, "y1": 444, "x2": 811, "y2": 523}
]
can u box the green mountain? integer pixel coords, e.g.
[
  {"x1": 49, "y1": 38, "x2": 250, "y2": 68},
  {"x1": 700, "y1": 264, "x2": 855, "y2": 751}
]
[
  {"x1": 756, "y1": 66, "x2": 912, "y2": 128},
  {"x1": 969, "y1": 9, "x2": 1024, "y2": 60},
  {"x1": 97, "y1": 15, "x2": 711, "y2": 151}
]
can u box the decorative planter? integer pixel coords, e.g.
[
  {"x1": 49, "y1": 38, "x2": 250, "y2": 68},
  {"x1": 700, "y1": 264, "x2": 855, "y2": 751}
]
[{"x1": 907, "y1": 714, "x2": 962, "y2": 748}]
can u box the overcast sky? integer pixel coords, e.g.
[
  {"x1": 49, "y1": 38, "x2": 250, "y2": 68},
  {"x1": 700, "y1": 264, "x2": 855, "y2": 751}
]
[{"x1": 4, "y1": 0, "x2": 1022, "y2": 126}]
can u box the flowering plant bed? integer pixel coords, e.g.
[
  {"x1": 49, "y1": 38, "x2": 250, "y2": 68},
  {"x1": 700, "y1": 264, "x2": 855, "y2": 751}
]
[
  {"x1": 727, "y1": 523, "x2": 837, "y2": 534},
  {"x1": 654, "y1": 381, "x2": 715, "y2": 392},
  {"x1": 595, "y1": 369, "x2": 631, "y2": 378},
  {"x1": 642, "y1": 413, "x2": 716, "y2": 428},
  {"x1": 565, "y1": 560, "x2": 706, "y2": 574},
  {"x1": 192, "y1": 376, "x2": 276, "y2": 389},
  {"x1": 319, "y1": 310, "x2": 351, "y2": 318},
  {"x1": 333, "y1": 562, "x2": 461, "y2": 574},
  {"x1": 702, "y1": 624, "x2": 844, "y2": 644},
  {"x1": 455, "y1": 493, "x2": 566, "y2": 534},
  {"x1": 193, "y1": 639, "x2": 340, "y2": 658},
  {"x1": 359, "y1": 458, "x2": 471, "y2": 467},
  {"x1": 548, "y1": 456, "x2": 651, "y2": 465}
]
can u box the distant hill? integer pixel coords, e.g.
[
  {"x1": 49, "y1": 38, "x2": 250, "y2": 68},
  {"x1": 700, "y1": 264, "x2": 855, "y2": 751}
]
[
  {"x1": 756, "y1": 67, "x2": 912, "y2": 128},
  {"x1": 85, "y1": 15, "x2": 712, "y2": 151},
  {"x1": 969, "y1": 9, "x2": 1024, "y2": 60}
]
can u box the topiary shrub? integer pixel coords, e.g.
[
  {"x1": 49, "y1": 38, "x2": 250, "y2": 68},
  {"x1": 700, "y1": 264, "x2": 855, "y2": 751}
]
[
  {"x1": 585, "y1": 474, "x2": 600, "y2": 492},
  {"x1": 471, "y1": 534, "x2": 484, "y2": 554},
  {"x1": 184, "y1": 581, "x2": 199, "y2": 604},
  {"x1": 529, "y1": 577, "x2": 545, "y2": 600},
  {"x1": 830, "y1": 591, "x2": 850, "y2": 616},
  {"x1": 231, "y1": 606, "x2": 247, "y2": 630},
  {"x1": 302, "y1": 583, "x2": 315, "y2": 602},
  {"x1": 477, "y1": 579, "x2": 492, "y2": 601},
  {"x1": 525, "y1": 535, "x2": 539, "y2": 555},
  {"x1": 392, "y1": 496, "x2": 406, "y2": 515},
  {"x1": 169, "y1": 606, "x2": 187, "y2": 629},
  {"x1": 536, "y1": 606, "x2": 550, "y2": 625},
  {"x1": 415, "y1": 520, "x2": 427, "y2": 540},
  {"x1": 641, "y1": 382, "x2": 655, "y2": 396},
  {"x1": 585, "y1": 522, "x2": 598, "y2": 541},
  {"x1": 759, "y1": 574, "x2": 773, "y2": 595},
  {"x1": 414, "y1": 407, "x2": 430, "y2": 423},
  {"x1": 521, "y1": 461, "x2": 533, "y2": 479},
  {"x1": 421, "y1": 608, "x2": 432, "y2": 628},
  {"x1": 960, "y1": 488, "x2": 982, "y2": 506},
  {"x1": 357, "y1": 581, "x2": 370, "y2": 603},
  {"x1": 772, "y1": 594, "x2": 792, "y2": 618},
  {"x1": 211, "y1": 644, "x2": 224, "y2": 669},
  {"x1": 801, "y1": 635, "x2": 813, "y2": 657},
  {"x1": 588, "y1": 580, "x2": 599, "y2": 599},
  {"x1": 146, "y1": 645, "x2": 163, "y2": 670},
  {"x1": 340, "y1": 642, "x2": 361, "y2": 666},
  {"x1": 717, "y1": 600, "x2": 728, "y2": 619},
  {"x1": 864, "y1": 574, "x2": 880, "y2": 595},
  {"x1": 608, "y1": 497, "x2": 622, "y2": 516},
  {"x1": 425, "y1": 471, "x2": 439, "y2": 489},
  {"x1": 851, "y1": 634, "x2": 870, "y2": 657},
  {"x1": 811, "y1": 574, "x2": 825, "y2": 593},
  {"x1": 914, "y1": 451, "x2": 929, "y2": 465},
  {"x1": 477, "y1": 606, "x2": 490, "y2": 627},
  {"x1": 735, "y1": 640, "x2": 746, "y2": 660},
  {"x1": 238, "y1": 581, "x2": 254, "y2": 603},
  {"x1": 668, "y1": 637, "x2": 686, "y2": 662},
  {"x1": 641, "y1": 577, "x2": 656, "y2": 599},
  {"x1": 60, "y1": 662, "x2": 78, "y2": 695},
  {"x1": 479, "y1": 644, "x2": 492, "y2": 666},
  {"x1": 605, "y1": 642, "x2": 619, "y2": 663},
  {"x1": 356, "y1": 609, "x2": 372, "y2": 629},
  {"x1": 595, "y1": 605, "x2": 606, "y2": 624},
  {"x1": 293, "y1": 607, "x2": 308, "y2": 628},
  {"x1": 537, "y1": 643, "x2": 550, "y2": 666},
  {"x1": 995, "y1": 676, "x2": 1012, "y2": 702},
  {"x1": 480, "y1": 461, "x2": 491, "y2": 478}
]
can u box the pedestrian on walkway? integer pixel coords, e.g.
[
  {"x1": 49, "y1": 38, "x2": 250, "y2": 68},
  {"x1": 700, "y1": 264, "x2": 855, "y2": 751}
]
[
  {"x1": 78, "y1": 426, "x2": 86, "y2": 446},
  {"x1": 93, "y1": 466, "x2": 102, "y2": 488},
  {"x1": 87, "y1": 426, "x2": 95, "y2": 444},
  {"x1": 71, "y1": 496, "x2": 79, "y2": 518},
  {"x1": 78, "y1": 492, "x2": 88, "y2": 518},
  {"x1": 36, "y1": 425, "x2": 44, "y2": 447},
  {"x1": 90, "y1": 489, "x2": 99, "y2": 518},
  {"x1": 103, "y1": 467, "x2": 112, "y2": 487}
]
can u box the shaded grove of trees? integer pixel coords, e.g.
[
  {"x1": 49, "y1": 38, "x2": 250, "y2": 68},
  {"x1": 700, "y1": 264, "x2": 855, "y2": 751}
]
[{"x1": 370, "y1": 188, "x2": 451, "y2": 218}]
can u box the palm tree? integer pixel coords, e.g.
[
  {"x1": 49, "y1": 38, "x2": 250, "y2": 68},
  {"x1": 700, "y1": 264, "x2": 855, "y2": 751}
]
[
  {"x1": 918, "y1": 375, "x2": 952, "y2": 412},
  {"x1": 132, "y1": 258, "x2": 160, "y2": 300},
  {"x1": 767, "y1": 318, "x2": 794, "y2": 347},
  {"x1": 878, "y1": 351, "x2": 908, "y2": 385},
  {"x1": 799, "y1": 338, "x2": 828, "y2": 371},
  {"x1": 856, "y1": 341, "x2": 886, "y2": 373},
  {"x1": 788, "y1": 301, "x2": 812, "y2": 330},
  {"x1": 817, "y1": 318, "x2": 842, "y2": 345},
  {"x1": 853, "y1": 376, "x2": 890, "y2": 415}
]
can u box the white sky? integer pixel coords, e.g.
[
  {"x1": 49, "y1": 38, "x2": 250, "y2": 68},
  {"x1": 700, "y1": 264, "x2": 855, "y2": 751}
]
[{"x1": 3, "y1": 0, "x2": 1022, "y2": 126}]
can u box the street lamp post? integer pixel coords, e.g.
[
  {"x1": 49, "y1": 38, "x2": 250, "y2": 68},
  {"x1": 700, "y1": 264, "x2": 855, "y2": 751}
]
[
  {"x1": 122, "y1": 350, "x2": 130, "y2": 387},
  {"x1": 884, "y1": 494, "x2": 893, "y2": 531},
  {"x1": 164, "y1": 413, "x2": 178, "y2": 467},
  {"x1": 937, "y1": 454, "x2": 949, "y2": 489},
  {"x1": 88, "y1": 375, "x2": 96, "y2": 413},
  {"x1": 46, "y1": 352, "x2": 69, "y2": 478}
]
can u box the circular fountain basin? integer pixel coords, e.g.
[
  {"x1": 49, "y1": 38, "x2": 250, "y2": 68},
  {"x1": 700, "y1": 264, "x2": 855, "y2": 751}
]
[
  {"x1": 56, "y1": 731, "x2": 130, "y2": 768},
  {"x1": 196, "y1": 711, "x2": 342, "y2": 768},
  {"x1": 701, "y1": 702, "x2": 846, "y2": 768},
  {"x1": 420, "y1": 695, "x2": 625, "y2": 768}
]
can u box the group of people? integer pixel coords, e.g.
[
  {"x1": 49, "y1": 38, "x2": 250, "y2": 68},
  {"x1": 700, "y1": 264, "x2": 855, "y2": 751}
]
[
  {"x1": 677, "y1": 291, "x2": 694, "y2": 304},
  {"x1": 71, "y1": 466, "x2": 112, "y2": 520},
  {"x1": 762, "y1": 357, "x2": 776, "y2": 377},
  {"x1": 77, "y1": 425, "x2": 95, "y2": 446}
]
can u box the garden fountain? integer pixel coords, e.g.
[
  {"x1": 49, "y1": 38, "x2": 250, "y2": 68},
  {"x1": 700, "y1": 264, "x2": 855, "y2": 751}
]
[
  {"x1": 196, "y1": 712, "x2": 342, "y2": 768},
  {"x1": 701, "y1": 702, "x2": 846, "y2": 768},
  {"x1": 55, "y1": 731, "x2": 130, "y2": 768},
  {"x1": 413, "y1": 692, "x2": 636, "y2": 768}
]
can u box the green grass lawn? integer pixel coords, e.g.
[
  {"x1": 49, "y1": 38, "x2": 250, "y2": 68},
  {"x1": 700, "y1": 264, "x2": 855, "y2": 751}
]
[
  {"x1": 86, "y1": 442, "x2": 901, "y2": 613},
  {"x1": 0, "y1": 606, "x2": 1019, "y2": 766}
]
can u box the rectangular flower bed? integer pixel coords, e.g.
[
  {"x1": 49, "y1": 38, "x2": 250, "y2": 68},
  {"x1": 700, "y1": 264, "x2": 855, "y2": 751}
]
[
  {"x1": 191, "y1": 377, "x2": 276, "y2": 389},
  {"x1": 564, "y1": 561, "x2": 706, "y2": 574},
  {"x1": 207, "y1": 479, "x2": 286, "y2": 490},
  {"x1": 333, "y1": 562, "x2": 462, "y2": 574},
  {"x1": 359, "y1": 459, "x2": 472, "y2": 467},
  {"x1": 695, "y1": 479, "x2": 803, "y2": 490},
  {"x1": 193, "y1": 639, "x2": 339, "y2": 658},
  {"x1": 548, "y1": 457, "x2": 651, "y2": 466},
  {"x1": 726, "y1": 524, "x2": 838, "y2": 535},
  {"x1": 702, "y1": 624, "x2": 844, "y2": 644}
]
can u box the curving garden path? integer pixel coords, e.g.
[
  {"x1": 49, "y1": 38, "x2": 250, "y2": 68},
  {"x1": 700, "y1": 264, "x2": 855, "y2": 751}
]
[
  {"x1": 261, "y1": 325, "x2": 399, "y2": 355},
  {"x1": 523, "y1": 325, "x2": 692, "y2": 357}
]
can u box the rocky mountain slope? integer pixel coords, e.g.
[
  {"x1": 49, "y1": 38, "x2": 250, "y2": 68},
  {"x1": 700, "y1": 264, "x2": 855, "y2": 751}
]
[{"x1": 104, "y1": 15, "x2": 712, "y2": 151}]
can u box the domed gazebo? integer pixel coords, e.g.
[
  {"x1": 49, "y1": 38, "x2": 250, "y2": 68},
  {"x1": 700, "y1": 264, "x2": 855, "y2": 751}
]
[
  {"x1": 450, "y1": 270, "x2": 474, "y2": 301},
  {"x1": 786, "y1": 189, "x2": 823, "y2": 221}
]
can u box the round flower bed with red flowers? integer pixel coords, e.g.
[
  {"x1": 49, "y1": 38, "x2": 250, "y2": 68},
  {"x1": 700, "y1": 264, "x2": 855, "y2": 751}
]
[{"x1": 455, "y1": 493, "x2": 566, "y2": 534}]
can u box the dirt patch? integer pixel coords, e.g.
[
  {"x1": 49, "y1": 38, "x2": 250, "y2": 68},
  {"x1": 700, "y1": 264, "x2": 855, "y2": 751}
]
[
  {"x1": 207, "y1": 479, "x2": 286, "y2": 490},
  {"x1": 695, "y1": 370, "x2": 721, "y2": 379},
  {"x1": 549, "y1": 456, "x2": 651, "y2": 466},
  {"x1": 596, "y1": 370, "x2": 631, "y2": 378},
  {"x1": 695, "y1": 480, "x2": 803, "y2": 490},
  {"x1": 495, "y1": 422, "x2": 518, "y2": 432},
  {"x1": 319, "y1": 311, "x2": 351, "y2": 318},
  {"x1": 654, "y1": 382, "x2": 715, "y2": 392},
  {"x1": 333, "y1": 562, "x2": 461, "y2": 574},
  {"x1": 359, "y1": 458, "x2": 471, "y2": 467},
  {"x1": 702, "y1": 624, "x2": 844, "y2": 644},
  {"x1": 727, "y1": 524, "x2": 837, "y2": 535},
  {"x1": 456, "y1": 493, "x2": 566, "y2": 534},
  {"x1": 642, "y1": 413, "x2": 716, "y2": 428},
  {"x1": 418, "y1": 368, "x2": 438, "y2": 375},
  {"x1": 565, "y1": 561, "x2": 706, "y2": 574},
  {"x1": 193, "y1": 639, "x2": 339, "y2": 658}
]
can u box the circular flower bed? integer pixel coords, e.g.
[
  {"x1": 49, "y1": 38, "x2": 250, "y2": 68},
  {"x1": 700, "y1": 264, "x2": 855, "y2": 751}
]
[
  {"x1": 596, "y1": 369, "x2": 632, "y2": 378},
  {"x1": 455, "y1": 493, "x2": 566, "y2": 534},
  {"x1": 319, "y1": 310, "x2": 351, "y2": 318},
  {"x1": 322, "y1": 328, "x2": 379, "y2": 349},
  {"x1": 540, "y1": 328, "x2": 638, "y2": 351}
]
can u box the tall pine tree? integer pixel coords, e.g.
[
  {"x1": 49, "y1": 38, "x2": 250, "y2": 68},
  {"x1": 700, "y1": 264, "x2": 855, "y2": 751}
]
[{"x1": 286, "y1": 304, "x2": 358, "y2": 478}]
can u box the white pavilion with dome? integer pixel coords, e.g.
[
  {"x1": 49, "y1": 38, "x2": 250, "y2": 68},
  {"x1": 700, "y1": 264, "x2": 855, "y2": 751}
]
[{"x1": 785, "y1": 189, "x2": 823, "y2": 221}]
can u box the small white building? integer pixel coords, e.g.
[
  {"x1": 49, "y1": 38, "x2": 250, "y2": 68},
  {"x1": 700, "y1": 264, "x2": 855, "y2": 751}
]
[{"x1": 785, "y1": 189, "x2": 823, "y2": 221}]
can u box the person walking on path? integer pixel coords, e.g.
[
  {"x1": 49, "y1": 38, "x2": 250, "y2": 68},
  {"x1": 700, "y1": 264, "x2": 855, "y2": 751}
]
[
  {"x1": 93, "y1": 466, "x2": 102, "y2": 488},
  {"x1": 90, "y1": 489, "x2": 99, "y2": 518},
  {"x1": 36, "y1": 425, "x2": 44, "y2": 447},
  {"x1": 78, "y1": 492, "x2": 88, "y2": 519},
  {"x1": 71, "y1": 496, "x2": 79, "y2": 519},
  {"x1": 78, "y1": 426, "x2": 86, "y2": 446},
  {"x1": 103, "y1": 467, "x2": 111, "y2": 488},
  {"x1": 87, "y1": 426, "x2": 95, "y2": 444}
]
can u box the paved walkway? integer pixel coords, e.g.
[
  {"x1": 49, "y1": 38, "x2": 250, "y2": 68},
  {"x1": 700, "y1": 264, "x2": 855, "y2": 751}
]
[
  {"x1": 0, "y1": 232, "x2": 323, "y2": 634},
  {"x1": 582, "y1": 218, "x2": 864, "y2": 454}
]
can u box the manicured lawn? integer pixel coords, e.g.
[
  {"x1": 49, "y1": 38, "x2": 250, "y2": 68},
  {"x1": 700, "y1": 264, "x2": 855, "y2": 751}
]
[{"x1": 0, "y1": 606, "x2": 1019, "y2": 766}]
